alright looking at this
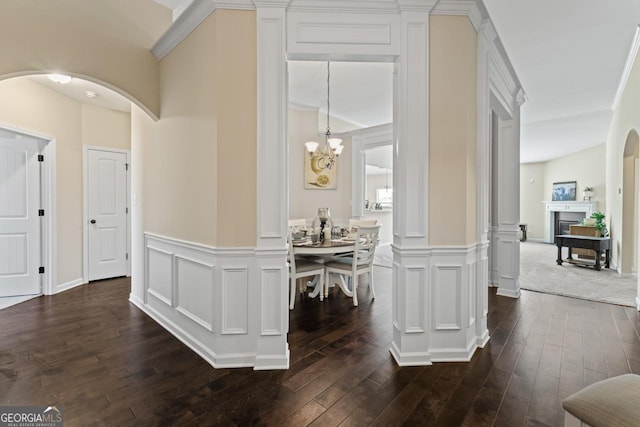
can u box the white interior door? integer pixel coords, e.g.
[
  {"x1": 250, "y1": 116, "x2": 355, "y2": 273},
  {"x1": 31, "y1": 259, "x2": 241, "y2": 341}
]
[
  {"x1": 0, "y1": 139, "x2": 42, "y2": 297},
  {"x1": 88, "y1": 149, "x2": 128, "y2": 281}
]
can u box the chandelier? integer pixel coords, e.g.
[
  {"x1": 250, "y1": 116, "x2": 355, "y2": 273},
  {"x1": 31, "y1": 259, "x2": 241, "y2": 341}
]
[{"x1": 305, "y1": 62, "x2": 344, "y2": 172}]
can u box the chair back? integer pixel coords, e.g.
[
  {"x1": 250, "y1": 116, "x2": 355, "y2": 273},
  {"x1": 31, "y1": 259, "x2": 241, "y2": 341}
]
[
  {"x1": 353, "y1": 224, "x2": 380, "y2": 267},
  {"x1": 288, "y1": 218, "x2": 307, "y2": 228},
  {"x1": 349, "y1": 219, "x2": 378, "y2": 230}
]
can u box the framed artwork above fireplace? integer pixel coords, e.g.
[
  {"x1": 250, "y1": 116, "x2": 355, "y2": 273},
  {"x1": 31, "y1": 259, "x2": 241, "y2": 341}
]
[{"x1": 552, "y1": 181, "x2": 577, "y2": 201}]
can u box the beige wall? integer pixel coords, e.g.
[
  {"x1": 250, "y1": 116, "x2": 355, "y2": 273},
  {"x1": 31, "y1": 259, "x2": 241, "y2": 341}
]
[
  {"x1": 0, "y1": 77, "x2": 131, "y2": 285},
  {"x1": 520, "y1": 144, "x2": 606, "y2": 241},
  {"x1": 136, "y1": 10, "x2": 256, "y2": 247},
  {"x1": 519, "y1": 163, "x2": 546, "y2": 239},
  {"x1": 606, "y1": 47, "x2": 640, "y2": 269},
  {"x1": 289, "y1": 108, "x2": 353, "y2": 221},
  {"x1": 81, "y1": 104, "x2": 131, "y2": 150},
  {"x1": 0, "y1": 1, "x2": 170, "y2": 118},
  {"x1": 429, "y1": 15, "x2": 477, "y2": 246},
  {"x1": 544, "y1": 144, "x2": 606, "y2": 212}
]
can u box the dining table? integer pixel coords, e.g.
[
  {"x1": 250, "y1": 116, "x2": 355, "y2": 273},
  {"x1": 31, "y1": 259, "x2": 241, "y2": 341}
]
[{"x1": 292, "y1": 238, "x2": 356, "y2": 300}]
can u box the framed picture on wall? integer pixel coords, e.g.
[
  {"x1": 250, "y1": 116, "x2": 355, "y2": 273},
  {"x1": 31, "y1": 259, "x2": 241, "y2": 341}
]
[
  {"x1": 305, "y1": 151, "x2": 338, "y2": 189},
  {"x1": 552, "y1": 181, "x2": 576, "y2": 201}
]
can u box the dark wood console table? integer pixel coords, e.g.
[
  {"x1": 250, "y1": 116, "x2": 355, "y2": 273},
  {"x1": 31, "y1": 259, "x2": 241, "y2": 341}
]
[{"x1": 555, "y1": 234, "x2": 611, "y2": 271}]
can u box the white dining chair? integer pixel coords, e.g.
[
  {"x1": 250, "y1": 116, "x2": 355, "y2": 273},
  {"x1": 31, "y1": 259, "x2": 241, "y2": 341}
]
[
  {"x1": 325, "y1": 224, "x2": 380, "y2": 306},
  {"x1": 348, "y1": 219, "x2": 378, "y2": 229},
  {"x1": 287, "y1": 220, "x2": 324, "y2": 309}
]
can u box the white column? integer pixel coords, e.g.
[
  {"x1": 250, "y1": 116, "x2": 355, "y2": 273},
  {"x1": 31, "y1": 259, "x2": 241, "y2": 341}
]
[
  {"x1": 255, "y1": 1, "x2": 290, "y2": 369},
  {"x1": 474, "y1": 19, "x2": 492, "y2": 346},
  {"x1": 390, "y1": 4, "x2": 433, "y2": 366},
  {"x1": 496, "y1": 110, "x2": 523, "y2": 298},
  {"x1": 351, "y1": 133, "x2": 365, "y2": 218}
]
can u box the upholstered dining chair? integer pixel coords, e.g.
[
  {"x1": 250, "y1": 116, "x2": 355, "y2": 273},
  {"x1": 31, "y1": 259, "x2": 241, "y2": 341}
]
[{"x1": 325, "y1": 224, "x2": 380, "y2": 306}]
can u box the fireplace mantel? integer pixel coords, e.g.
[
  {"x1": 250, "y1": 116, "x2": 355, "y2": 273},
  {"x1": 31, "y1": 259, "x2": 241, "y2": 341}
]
[{"x1": 543, "y1": 201, "x2": 597, "y2": 243}]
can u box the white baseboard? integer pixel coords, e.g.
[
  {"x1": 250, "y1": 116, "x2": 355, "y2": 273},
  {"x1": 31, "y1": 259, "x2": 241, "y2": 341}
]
[
  {"x1": 0, "y1": 294, "x2": 39, "y2": 310},
  {"x1": 636, "y1": 297, "x2": 640, "y2": 311},
  {"x1": 57, "y1": 278, "x2": 85, "y2": 293}
]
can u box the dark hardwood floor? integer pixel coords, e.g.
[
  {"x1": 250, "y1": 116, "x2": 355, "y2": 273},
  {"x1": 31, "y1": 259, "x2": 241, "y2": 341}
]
[{"x1": 1, "y1": 268, "x2": 640, "y2": 426}]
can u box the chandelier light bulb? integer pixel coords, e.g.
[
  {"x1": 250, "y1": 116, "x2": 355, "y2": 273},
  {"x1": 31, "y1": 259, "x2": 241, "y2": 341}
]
[{"x1": 47, "y1": 73, "x2": 72, "y2": 84}]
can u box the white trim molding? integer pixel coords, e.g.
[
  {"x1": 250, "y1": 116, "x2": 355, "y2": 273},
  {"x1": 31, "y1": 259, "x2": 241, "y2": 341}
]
[
  {"x1": 0, "y1": 122, "x2": 56, "y2": 297},
  {"x1": 132, "y1": 233, "x2": 289, "y2": 370},
  {"x1": 476, "y1": 12, "x2": 525, "y2": 301},
  {"x1": 56, "y1": 278, "x2": 84, "y2": 293}
]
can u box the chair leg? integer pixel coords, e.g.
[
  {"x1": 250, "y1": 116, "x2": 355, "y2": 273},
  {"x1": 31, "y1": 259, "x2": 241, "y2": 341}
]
[
  {"x1": 352, "y1": 274, "x2": 359, "y2": 306},
  {"x1": 289, "y1": 278, "x2": 295, "y2": 310},
  {"x1": 369, "y1": 271, "x2": 376, "y2": 299}
]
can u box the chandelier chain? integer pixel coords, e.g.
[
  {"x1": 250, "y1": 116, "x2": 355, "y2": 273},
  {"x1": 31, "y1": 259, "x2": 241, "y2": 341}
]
[{"x1": 326, "y1": 61, "x2": 331, "y2": 135}]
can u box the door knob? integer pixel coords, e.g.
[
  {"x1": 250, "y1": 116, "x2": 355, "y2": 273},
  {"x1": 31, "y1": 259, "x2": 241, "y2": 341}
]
[{"x1": 90, "y1": 219, "x2": 96, "y2": 224}]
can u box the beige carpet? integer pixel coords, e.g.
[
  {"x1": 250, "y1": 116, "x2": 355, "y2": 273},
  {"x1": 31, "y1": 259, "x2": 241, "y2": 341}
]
[{"x1": 520, "y1": 241, "x2": 638, "y2": 307}]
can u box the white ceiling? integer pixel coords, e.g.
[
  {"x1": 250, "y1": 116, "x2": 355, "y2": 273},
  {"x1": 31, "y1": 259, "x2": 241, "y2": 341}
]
[
  {"x1": 27, "y1": 75, "x2": 131, "y2": 113},
  {"x1": 20, "y1": 0, "x2": 640, "y2": 166},
  {"x1": 484, "y1": 0, "x2": 640, "y2": 163},
  {"x1": 288, "y1": 61, "x2": 393, "y2": 128}
]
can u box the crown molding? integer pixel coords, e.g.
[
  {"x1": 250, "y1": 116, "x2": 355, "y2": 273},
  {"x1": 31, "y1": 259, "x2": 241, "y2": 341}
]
[
  {"x1": 612, "y1": 25, "x2": 640, "y2": 110},
  {"x1": 152, "y1": 0, "x2": 217, "y2": 60},
  {"x1": 152, "y1": 0, "x2": 259, "y2": 60},
  {"x1": 431, "y1": 0, "x2": 482, "y2": 31}
]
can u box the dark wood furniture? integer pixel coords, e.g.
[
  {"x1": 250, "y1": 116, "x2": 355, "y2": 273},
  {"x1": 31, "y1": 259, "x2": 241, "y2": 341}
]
[{"x1": 555, "y1": 234, "x2": 611, "y2": 270}]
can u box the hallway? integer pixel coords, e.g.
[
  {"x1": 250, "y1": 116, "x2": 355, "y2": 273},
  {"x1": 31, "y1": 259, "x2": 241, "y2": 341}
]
[{"x1": 2, "y1": 270, "x2": 640, "y2": 426}]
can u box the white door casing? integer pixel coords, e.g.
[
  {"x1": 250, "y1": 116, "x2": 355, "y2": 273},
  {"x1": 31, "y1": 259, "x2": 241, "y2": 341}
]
[
  {"x1": 0, "y1": 138, "x2": 42, "y2": 297},
  {"x1": 86, "y1": 147, "x2": 128, "y2": 281}
]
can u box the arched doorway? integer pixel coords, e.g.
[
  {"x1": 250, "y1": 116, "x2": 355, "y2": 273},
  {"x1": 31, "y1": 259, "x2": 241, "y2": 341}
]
[{"x1": 0, "y1": 73, "x2": 144, "y2": 297}]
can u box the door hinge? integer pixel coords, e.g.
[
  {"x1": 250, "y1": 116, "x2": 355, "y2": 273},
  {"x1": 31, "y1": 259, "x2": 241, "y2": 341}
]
[
  {"x1": 39, "y1": 266, "x2": 45, "y2": 274},
  {"x1": 125, "y1": 163, "x2": 129, "y2": 171},
  {"x1": 38, "y1": 154, "x2": 44, "y2": 162},
  {"x1": 126, "y1": 207, "x2": 129, "y2": 214},
  {"x1": 126, "y1": 253, "x2": 129, "y2": 260},
  {"x1": 38, "y1": 209, "x2": 45, "y2": 216}
]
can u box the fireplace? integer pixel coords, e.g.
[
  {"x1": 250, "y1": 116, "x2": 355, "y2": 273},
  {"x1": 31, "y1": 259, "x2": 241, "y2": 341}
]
[
  {"x1": 555, "y1": 211, "x2": 586, "y2": 235},
  {"x1": 544, "y1": 201, "x2": 596, "y2": 243}
]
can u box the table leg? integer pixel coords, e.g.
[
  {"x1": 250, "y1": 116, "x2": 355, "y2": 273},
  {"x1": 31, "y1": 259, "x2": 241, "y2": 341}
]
[
  {"x1": 594, "y1": 251, "x2": 601, "y2": 271},
  {"x1": 568, "y1": 247, "x2": 573, "y2": 260},
  {"x1": 556, "y1": 244, "x2": 563, "y2": 265},
  {"x1": 605, "y1": 249, "x2": 610, "y2": 268}
]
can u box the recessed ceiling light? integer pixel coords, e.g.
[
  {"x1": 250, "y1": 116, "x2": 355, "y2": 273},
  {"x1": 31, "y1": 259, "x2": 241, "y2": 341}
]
[
  {"x1": 84, "y1": 90, "x2": 97, "y2": 98},
  {"x1": 46, "y1": 73, "x2": 72, "y2": 84}
]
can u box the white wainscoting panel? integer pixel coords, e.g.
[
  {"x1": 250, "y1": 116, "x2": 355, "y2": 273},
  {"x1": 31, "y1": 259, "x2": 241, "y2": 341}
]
[
  {"x1": 261, "y1": 267, "x2": 285, "y2": 336},
  {"x1": 428, "y1": 246, "x2": 482, "y2": 362},
  {"x1": 133, "y1": 233, "x2": 289, "y2": 370},
  {"x1": 146, "y1": 245, "x2": 173, "y2": 307},
  {"x1": 404, "y1": 266, "x2": 426, "y2": 333},
  {"x1": 221, "y1": 267, "x2": 249, "y2": 335},
  {"x1": 432, "y1": 265, "x2": 462, "y2": 331},
  {"x1": 175, "y1": 255, "x2": 214, "y2": 332}
]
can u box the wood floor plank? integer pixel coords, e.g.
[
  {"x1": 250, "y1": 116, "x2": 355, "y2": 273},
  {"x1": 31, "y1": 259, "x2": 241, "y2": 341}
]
[{"x1": 1, "y1": 272, "x2": 640, "y2": 426}]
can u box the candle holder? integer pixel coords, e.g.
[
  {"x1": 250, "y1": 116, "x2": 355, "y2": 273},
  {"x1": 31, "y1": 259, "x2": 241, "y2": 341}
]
[{"x1": 312, "y1": 208, "x2": 333, "y2": 243}]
